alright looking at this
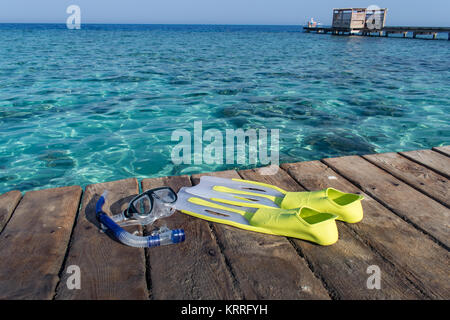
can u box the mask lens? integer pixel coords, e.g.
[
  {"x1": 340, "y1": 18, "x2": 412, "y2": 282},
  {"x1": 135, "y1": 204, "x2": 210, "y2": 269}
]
[
  {"x1": 153, "y1": 188, "x2": 177, "y2": 203},
  {"x1": 131, "y1": 195, "x2": 152, "y2": 215}
]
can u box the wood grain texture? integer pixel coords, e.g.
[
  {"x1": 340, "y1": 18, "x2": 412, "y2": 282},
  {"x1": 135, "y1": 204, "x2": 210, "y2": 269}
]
[
  {"x1": 0, "y1": 190, "x2": 22, "y2": 233},
  {"x1": 363, "y1": 152, "x2": 449, "y2": 207},
  {"x1": 0, "y1": 186, "x2": 82, "y2": 299},
  {"x1": 55, "y1": 178, "x2": 148, "y2": 300},
  {"x1": 142, "y1": 174, "x2": 240, "y2": 300},
  {"x1": 282, "y1": 160, "x2": 450, "y2": 299},
  {"x1": 191, "y1": 170, "x2": 330, "y2": 300},
  {"x1": 432, "y1": 146, "x2": 450, "y2": 157},
  {"x1": 400, "y1": 149, "x2": 450, "y2": 179},
  {"x1": 323, "y1": 156, "x2": 450, "y2": 249},
  {"x1": 239, "y1": 166, "x2": 424, "y2": 299}
]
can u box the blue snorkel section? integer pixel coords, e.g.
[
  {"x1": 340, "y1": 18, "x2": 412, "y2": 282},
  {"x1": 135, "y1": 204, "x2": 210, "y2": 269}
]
[
  {"x1": 96, "y1": 191, "x2": 185, "y2": 248},
  {"x1": 96, "y1": 191, "x2": 107, "y2": 218}
]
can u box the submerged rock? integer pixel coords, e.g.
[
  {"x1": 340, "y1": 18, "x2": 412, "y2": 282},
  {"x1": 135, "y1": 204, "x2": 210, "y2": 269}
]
[
  {"x1": 304, "y1": 131, "x2": 376, "y2": 155},
  {"x1": 39, "y1": 150, "x2": 76, "y2": 168}
]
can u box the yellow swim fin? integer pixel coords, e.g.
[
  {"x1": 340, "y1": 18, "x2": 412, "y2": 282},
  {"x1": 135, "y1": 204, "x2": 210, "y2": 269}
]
[
  {"x1": 183, "y1": 176, "x2": 364, "y2": 223},
  {"x1": 176, "y1": 187, "x2": 339, "y2": 246},
  {"x1": 280, "y1": 188, "x2": 364, "y2": 223}
]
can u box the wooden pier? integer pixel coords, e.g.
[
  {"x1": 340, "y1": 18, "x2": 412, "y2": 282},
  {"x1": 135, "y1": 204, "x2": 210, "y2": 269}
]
[
  {"x1": 0, "y1": 146, "x2": 449, "y2": 299},
  {"x1": 304, "y1": 26, "x2": 450, "y2": 40}
]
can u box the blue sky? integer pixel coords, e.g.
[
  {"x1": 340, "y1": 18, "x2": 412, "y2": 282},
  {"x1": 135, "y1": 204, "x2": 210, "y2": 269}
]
[{"x1": 0, "y1": 0, "x2": 449, "y2": 26}]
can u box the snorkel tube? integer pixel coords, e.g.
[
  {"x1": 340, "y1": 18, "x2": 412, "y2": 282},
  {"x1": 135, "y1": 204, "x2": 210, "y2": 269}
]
[{"x1": 96, "y1": 191, "x2": 185, "y2": 248}]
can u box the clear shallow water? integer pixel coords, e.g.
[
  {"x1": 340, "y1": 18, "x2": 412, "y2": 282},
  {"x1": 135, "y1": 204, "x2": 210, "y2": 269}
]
[{"x1": 0, "y1": 24, "x2": 449, "y2": 193}]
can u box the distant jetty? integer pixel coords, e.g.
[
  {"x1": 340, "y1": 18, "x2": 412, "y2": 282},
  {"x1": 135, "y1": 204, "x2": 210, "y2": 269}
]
[{"x1": 304, "y1": 8, "x2": 450, "y2": 40}]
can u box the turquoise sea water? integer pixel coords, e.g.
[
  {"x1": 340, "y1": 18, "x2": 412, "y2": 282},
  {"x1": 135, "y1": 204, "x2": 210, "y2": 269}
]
[{"x1": 0, "y1": 24, "x2": 449, "y2": 193}]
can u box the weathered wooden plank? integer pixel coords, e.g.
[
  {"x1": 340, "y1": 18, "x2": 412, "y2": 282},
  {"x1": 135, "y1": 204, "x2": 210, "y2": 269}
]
[
  {"x1": 282, "y1": 161, "x2": 450, "y2": 299},
  {"x1": 432, "y1": 145, "x2": 450, "y2": 157},
  {"x1": 238, "y1": 167, "x2": 422, "y2": 299},
  {"x1": 141, "y1": 175, "x2": 240, "y2": 299},
  {"x1": 0, "y1": 186, "x2": 82, "y2": 299},
  {"x1": 0, "y1": 190, "x2": 22, "y2": 233},
  {"x1": 400, "y1": 149, "x2": 450, "y2": 179},
  {"x1": 55, "y1": 178, "x2": 148, "y2": 300},
  {"x1": 323, "y1": 156, "x2": 450, "y2": 248},
  {"x1": 363, "y1": 152, "x2": 449, "y2": 207},
  {"x1": 190, "y1": 170, "x2": 330, "y2": 299}
]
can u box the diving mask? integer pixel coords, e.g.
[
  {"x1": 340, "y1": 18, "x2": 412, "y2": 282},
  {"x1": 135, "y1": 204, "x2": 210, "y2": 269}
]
[{"x1": 111, "y1": 187, "x2": 178, "y2": 227}]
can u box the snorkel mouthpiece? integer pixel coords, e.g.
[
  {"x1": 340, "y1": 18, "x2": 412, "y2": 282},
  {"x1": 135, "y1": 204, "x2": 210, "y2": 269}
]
[{"x1": 171, "y1": 229, "x2": 186, "y2": 243}]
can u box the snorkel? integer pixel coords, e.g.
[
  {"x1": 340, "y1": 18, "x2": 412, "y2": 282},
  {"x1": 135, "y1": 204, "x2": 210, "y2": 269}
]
[{"x1": 96, "y1": 190, "x2": 185, "y2": 248}]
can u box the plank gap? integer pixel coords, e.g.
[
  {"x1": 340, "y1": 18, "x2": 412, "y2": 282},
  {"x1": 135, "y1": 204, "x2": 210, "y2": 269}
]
[
  {"x1": 208, "y1": 222, "x2": 245, "y2": 299},
  {"x1": 54, "y1": 178, "x2": 148, "y2": 300},
  {"x1": 52, "y1": 190, "x2": 84, "y2": 300},
  {"x1": 285, "y1": 236, "x2": 339, "y2": 300},
  {"x1": 321, "y1": 158, "x2": 450, "y2": 252},
  {"x1": 362, "y1": 154, "x2": 449, "y2": 209},
  {"x1": 143, "y1": 227, "x2": 154, "y2": 300},
  {"x1": 188, "y1": 175, "x2": 244, "y2": 299},
  {"x1": 399, "y1": 150, "x2": 450, "y2": 179},
  {"x1": 0, "y1": 191, "x2": 22, "y2": 235},
  {"x1": 338, "y1": 221, "x2": 431, "y2": 299},
  {"x1": 0, "y1": 186, "x2": 82, "y2": 299},
  {"x1": 432, "y1": 146, "x2": 450, "y2": 158}
]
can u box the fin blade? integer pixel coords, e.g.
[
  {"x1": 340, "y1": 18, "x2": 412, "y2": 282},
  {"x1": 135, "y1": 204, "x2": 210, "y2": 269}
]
[
  {"x1": 175, "y1": 188, "x2": 252, "y2": 226},
  {"x1": 184, "y1": 176, "x2": 282, "y2": 208}
]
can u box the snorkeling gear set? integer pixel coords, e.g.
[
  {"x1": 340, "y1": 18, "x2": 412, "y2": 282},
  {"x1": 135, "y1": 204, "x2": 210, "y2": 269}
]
[{"x1": 96, "y1": 176, "x2": 364, "y2": 247}]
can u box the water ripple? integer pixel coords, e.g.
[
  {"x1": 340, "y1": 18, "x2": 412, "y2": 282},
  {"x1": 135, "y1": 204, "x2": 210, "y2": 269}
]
[{"x1": 0, "y1": 24, "x2": 449, "y2": 193}]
